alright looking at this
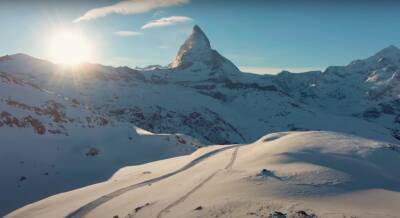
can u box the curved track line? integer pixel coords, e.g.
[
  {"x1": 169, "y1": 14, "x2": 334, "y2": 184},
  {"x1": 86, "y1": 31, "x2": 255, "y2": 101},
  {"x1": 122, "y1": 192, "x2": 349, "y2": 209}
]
[
  {"x1": 156, "y1": 170, "x2": 220, "y2": 218},
  {"x1": 157, "y1": 147, "x2": 240, "y2": 218},
  {"x1": 65, "y1": 144, "x2": 241, "y2": 218},
  {"x1": 225, "y1": 147, "x2": 239, "y2": 170}
]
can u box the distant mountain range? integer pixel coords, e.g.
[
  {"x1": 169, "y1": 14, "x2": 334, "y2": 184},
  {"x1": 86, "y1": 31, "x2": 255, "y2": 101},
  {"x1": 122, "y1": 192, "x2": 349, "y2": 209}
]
[{"x1": 1, "y1": 25, "x2": 400, "y2": 215}]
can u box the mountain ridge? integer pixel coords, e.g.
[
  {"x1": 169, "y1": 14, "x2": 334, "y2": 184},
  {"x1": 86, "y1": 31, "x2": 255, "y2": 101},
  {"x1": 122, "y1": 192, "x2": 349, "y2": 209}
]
[{"x1": 1, "y1": 27, "x2": 399, "y2": 80}]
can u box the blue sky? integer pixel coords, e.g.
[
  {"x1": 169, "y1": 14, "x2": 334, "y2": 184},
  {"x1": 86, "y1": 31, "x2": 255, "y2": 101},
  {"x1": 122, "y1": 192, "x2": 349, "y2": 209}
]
[{"x1": 1, "y1": 0, "x2": 400, "y2": 74}]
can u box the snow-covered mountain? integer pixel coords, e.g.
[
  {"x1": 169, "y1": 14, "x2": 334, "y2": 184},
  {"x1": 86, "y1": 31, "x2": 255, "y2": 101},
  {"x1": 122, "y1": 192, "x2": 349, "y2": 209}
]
[
  {"x1": 170, "y1": 25, "x2": 240, "y2": 79},
  {"x1": 8, "y1": 131, "x2": 400, "y2": 218},
  {"x1": 1, "y1": 25, "x2": 400, "y2": 215}
]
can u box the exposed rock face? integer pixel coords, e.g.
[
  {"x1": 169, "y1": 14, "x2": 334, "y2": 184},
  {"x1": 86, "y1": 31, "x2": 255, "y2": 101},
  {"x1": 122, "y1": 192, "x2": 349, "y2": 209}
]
[
  {"x1": 171, "y1": 25, "x2": 212, "y2": 68},
  {"x1": 170, "y1": 25, "x2": 240, "y2": 77}
]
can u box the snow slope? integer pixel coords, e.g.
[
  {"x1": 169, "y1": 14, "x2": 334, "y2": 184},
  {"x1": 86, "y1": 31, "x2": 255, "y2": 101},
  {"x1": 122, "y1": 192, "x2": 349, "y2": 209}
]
[
  {"x1": 8, "y1": 131, "x2": 400, "y2": 218},
  {"x1": 2, "y1": 25, "x2": 400, "y2": 215}
]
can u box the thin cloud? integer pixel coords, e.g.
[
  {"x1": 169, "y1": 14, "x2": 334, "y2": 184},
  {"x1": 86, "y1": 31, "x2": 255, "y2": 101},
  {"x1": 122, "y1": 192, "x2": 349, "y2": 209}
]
[
  {"x1": 115, "y1": 31, "x2": 142, "y2": 37},
  {"x1": 74, "y1": 0, "x2": 190, "y2": 23},
  {"x1": 141, "y1": 16, "x2": 192, "y2": 29}
]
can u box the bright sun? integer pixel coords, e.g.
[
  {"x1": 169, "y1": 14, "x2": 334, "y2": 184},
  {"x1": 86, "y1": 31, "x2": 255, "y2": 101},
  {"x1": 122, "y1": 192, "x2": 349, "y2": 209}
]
[{"x1": 49, "y1": 29, "x2": 92, "y2": 65}]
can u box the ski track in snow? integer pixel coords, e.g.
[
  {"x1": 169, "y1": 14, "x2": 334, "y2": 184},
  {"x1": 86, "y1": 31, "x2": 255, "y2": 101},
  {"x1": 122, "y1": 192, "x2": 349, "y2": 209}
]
[
  {"x1": 156, "y1": 171, "x2": 220, "y2": 218},
  {"x1": 65, "y1": 145, "x2": 242, "y2": 218},
  {"x1": 225, "y1": 147, "x2": 239, "y2": 170},
  {"x1": 157, "y1": 147, "x2": 240, "y2": 218}
]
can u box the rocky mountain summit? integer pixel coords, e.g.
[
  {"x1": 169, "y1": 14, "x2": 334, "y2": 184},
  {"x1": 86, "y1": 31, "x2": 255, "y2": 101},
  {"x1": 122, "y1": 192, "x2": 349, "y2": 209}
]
[{"x1": 170, "y1": 25, "x2": 240, "y2": 77}]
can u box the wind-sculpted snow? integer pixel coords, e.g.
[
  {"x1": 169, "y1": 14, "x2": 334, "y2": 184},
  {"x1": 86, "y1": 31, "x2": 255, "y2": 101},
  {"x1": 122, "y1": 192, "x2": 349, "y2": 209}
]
[{"x1": 2, "y1": 25, "x2": 400, "y2": 215}]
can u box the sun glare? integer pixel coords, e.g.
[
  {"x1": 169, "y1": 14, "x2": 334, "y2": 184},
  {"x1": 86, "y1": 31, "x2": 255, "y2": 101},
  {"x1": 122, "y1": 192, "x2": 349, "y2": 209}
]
[{"x1": 49, "y1": 29, "x2": 92, "y2": 66}]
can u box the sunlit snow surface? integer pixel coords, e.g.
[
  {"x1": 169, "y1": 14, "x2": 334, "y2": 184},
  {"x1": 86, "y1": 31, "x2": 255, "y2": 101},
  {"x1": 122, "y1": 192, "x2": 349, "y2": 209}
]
[{"x1": 8, "y1": 132, "x2": 400, "y2": 218}]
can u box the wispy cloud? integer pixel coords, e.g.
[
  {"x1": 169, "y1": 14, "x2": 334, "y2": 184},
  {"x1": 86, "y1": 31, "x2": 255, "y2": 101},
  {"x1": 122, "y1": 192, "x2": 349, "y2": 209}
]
[
  {"x1": 115, "y1": 31, "x2": 142, "y2": 37},
  {"x1": 141, "y1": 16, "x2": 192, "y2": 29},
  {"x1": 239, "y1": 66, "x2": 325, "y2": 75},
  {"x1": 74, "y1": 0, "x2": 190, "y2": 23}
]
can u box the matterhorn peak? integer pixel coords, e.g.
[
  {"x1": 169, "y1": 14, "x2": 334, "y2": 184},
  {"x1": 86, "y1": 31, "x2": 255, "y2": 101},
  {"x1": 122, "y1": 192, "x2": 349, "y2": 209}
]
[
  {"x1": 185, "y1": 25, "x2": 212, "y2": 52},
  {"x1": 170, "y1": 25, "x2": 240, "y2": 76},
  {"x1": 170, "y1": 25, "x2": 213, "y2": 68}
]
